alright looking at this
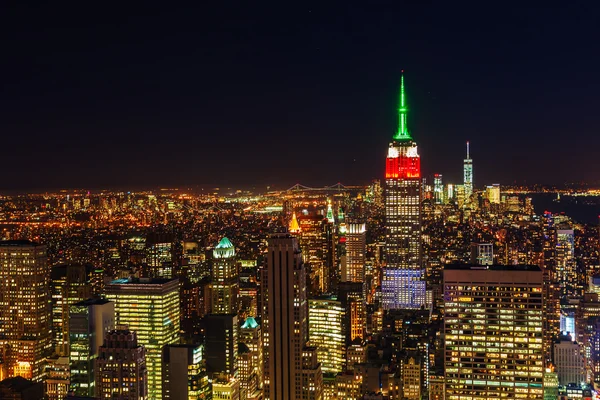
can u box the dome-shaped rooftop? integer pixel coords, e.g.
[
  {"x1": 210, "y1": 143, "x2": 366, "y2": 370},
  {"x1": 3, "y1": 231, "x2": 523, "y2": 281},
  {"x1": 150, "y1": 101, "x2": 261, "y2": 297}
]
[{"x1": 213, "y1": 237, "x2": 235, "y2": 259}]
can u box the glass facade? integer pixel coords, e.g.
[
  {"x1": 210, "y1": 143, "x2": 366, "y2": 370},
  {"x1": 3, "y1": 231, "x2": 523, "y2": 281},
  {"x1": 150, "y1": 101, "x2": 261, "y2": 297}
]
[{"x1": 105, "y1": 279, "x2": 180, "y2": 400}]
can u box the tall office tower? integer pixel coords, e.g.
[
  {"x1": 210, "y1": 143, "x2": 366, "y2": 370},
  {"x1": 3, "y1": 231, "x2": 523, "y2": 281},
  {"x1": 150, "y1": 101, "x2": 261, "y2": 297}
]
[
  {"x1": 343, "y1": 223, "x2": 366, "y2": 283},
  {"x1": 162, "y1": 344, "x2": 210, "y2": 400},
  {"x1": 69, "y1": 298, "x2": 115, "y2": 397},
  {"x1": 553, "y1": 334, "x2": 585, "y2": 386},
  {"x1": 542, "y1": 212, "x2": 561, "y2": 364},
  {"x1": 308, "y1": 297, "x2": 345, "y2": 374},
  {"x1": 211, "y1": 237, "x2": 239, "y2": 314},
  {"x1": 204, "y1": 314, "x2": 238, "y2": 377},
  {"x1": 433, "y1": 174, "x2": 443, "y2": 204},
  {"x1": 383, "y1": 73, "x2": 425, "y2": 310},
  {"x1": 338, "y1": 282, "x2": 366, "y2": 343},
  {"x1": 443, "y1": 265, "x2": 544, "y2": 400},
  {"x1": 297, "y1": 215, "x2": 330, "y2": 296},
  {"x1": 556, "y1": 228, "x2": 579, "y2": 300},
  {"x1": 95, "y1": 328, "x2": 148, "y2": 400},
  {"x1": 0, "y1": 240, "x2": 51, "y2": 381},
  {"x1": 105, "y1": 278, "x2": 180, "y2": 400},
  {"x1": 463, "y1": 141, "x2": 473, "y2": 201},
  {"x1": 262, "y1": 234, "x2": 323, "y2": 400},
  {"x1": 51, "y1": 264, "x2": 92, "y2": 356},
  {"x1": 470, "y1": 242, "x2": 494, "y2": 265},
  {"x1": 485, "y1": 184, "x2": 501, "y2": 204},
  {"x1": 239, "y1": 317, "x2": 263, "y2": 394}
]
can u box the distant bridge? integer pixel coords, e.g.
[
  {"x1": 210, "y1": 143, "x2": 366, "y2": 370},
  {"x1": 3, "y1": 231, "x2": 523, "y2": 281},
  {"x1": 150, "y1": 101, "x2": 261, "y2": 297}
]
[{"x1": 285, "y1": 183, "x2": 349, "y2": 192}]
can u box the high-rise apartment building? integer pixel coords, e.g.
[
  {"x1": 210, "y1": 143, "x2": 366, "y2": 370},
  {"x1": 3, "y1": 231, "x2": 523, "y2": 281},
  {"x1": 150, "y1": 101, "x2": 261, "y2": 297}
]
[
  {"x1": 105, "y1": 278, "x2": 180, "y2": 400},
  {"x1": 383, "y1": 73, "x2": 425, "y2": 309},
  {"x1": 443, "y1": 264, "x2": 544, "y2": 400},
  {"x1": 463, "y1": 141, "x2": 473, "y2": 201},
  {"x1": 211, "y1": 237, "x2": 239, "y2": 314},
  {"x1": 261, "y1": 234, "x2": 323, "y2": 400},
  {"x1": 0, "y1": 240, "x2": 51, "y2": 382},
  {"x1": 69, "y1": 298, "x2": 115, "y2": 397},
  {"x1": 343, "y1": 223, "x2": 366, "y2": 283},
  {"x1": 95, "y1": 328, "x2": 148, "y2": 400},
  {"x1": 308, "y1": 297, "x2": 345, "y2": 374},
  {"x1": 162, "y1": 344, "x2": 210, "y2": 400}
]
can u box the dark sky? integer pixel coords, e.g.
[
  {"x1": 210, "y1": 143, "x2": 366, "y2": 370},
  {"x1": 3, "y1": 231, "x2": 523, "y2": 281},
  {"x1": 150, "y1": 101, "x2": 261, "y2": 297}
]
[{"x1": 2, "y1": 3, "x2": 600, "y2": 191}]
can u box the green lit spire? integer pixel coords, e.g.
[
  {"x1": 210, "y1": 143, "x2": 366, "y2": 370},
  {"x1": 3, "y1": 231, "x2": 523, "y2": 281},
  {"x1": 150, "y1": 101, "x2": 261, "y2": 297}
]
[
  {"x1": 326, "y1": 201, "x2": 335, "y2": 223},
  {"x1": 393, "y1": 71, "x2": 412, "y2": 141}
]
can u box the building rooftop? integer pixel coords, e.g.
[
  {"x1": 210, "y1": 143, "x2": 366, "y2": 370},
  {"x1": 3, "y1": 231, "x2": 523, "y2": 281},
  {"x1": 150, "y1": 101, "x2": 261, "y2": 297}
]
[
  {"x1": 241, "y1": 316, "x2": 259, "y2": 329},
  {"x1": 108, "y1": 277, "x2": 175, "y2": 285},
  {"x1": 0, "y1": 376, "x2": 39, "y2": 391},
  {"x1": 72, "y1": 298, "x2": 111, "y2": 307},
  {"x1": 0, "y1": 239, "x2": 42, "y2": 247},
  {"x1": 444, "y1": 264, "x2": 541, "y2": 272}
]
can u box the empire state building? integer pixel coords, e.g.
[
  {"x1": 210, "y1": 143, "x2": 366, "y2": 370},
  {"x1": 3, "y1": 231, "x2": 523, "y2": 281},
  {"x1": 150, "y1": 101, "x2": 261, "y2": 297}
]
[{"x1": 382, "y1": 72, "x2": 425, "y2": 310}]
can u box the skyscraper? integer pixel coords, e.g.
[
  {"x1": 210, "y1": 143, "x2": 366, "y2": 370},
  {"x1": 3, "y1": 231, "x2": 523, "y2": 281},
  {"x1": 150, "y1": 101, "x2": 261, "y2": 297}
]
[
  {"x1": 211, "y1": 237, "x2": 239, "y2": 314},
  {"x1": 69, "y1": 298, "x2": 115, "y2": 397},
  {"x1": 239, "y1": 316, "x2": 263, "y2": 397},
  {"x1": 204, "y1": 314, "x2": 238, "y2": 377},
  {"x1": 95, "y1": 328, "x2": 148, "y2": 400},
  {"x1": 261, "y1": 234, "x2": 323, "y2": 400},
  {"x1": 162, "y1": 344, "x2": 210, "y2": 400},
  {"x1": 383, "y1": 73, "x2": 425, "y2": 310},
  {"x1": 463, "y1": 141, "x2": 473, "y2": 201},
  {"x1": 343, "y1": 222, "x2": 366, "y2": 283},
  {"x1": 433, "y1": 174, "x2": 443, "y2": 204},
  {"x1": 443, "y1": 264, "x2": 544, "y2": 399},
  {"x1": 308, "y1": 297, "x2": 345, "y2": 374},
  {"x1": 51, "y1": 264, "x2": 92, "y2": 357},
  {"x1": 0, "y1": 240, "x2": 51, "y2": 382},
  {"x1": 105, "y1": 278, "x2": 180, "y2": 400}
]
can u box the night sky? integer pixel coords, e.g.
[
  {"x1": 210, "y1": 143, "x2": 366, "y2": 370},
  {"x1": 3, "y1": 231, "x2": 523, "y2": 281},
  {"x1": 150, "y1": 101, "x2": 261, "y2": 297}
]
[{"x1": 2, "y1": 3, "x2": 600, "y2": 191}]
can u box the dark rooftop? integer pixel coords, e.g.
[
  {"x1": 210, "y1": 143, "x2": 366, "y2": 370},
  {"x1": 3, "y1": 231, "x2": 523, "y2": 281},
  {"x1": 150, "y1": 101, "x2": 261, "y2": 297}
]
[
  {"x1": 444, "y1": 264, "x2": 541, "y2": 272},
  {"x1": 0, "y1": 376, "x2": 39, "y2": 391},
  {"x1": 0, "y1": 239, "x2": 41, "y2": 247},
  {"x1": 72, "y1": 298, "x2": 111, "y2": 307}
]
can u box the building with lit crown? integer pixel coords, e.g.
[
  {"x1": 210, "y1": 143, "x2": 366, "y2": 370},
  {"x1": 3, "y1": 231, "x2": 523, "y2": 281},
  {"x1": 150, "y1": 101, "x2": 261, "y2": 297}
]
[
  {"x1": 463, "y1": 141, "x2": 473, "y2": 201},
  {"x1": 105, "y1": 278, "x2": 180, "y2": 400},
  {"x1": 343, "y1": 223, "x2": 366, "y2": 283},
  {"x1": 239, "y1": 316, "x2": 263, "y2": 397},
  {"x1": 383, "y1": 73, "x2": 425, "y2": 309},
  {"x1": 211, "y1": 237, "x2": 239, "y2": 314}
]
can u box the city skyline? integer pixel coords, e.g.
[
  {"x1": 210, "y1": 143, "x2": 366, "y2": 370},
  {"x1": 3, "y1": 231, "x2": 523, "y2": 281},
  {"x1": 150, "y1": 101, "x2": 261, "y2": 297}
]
[{"x1": 2, "y1": 4, "x2": 600, "y2": 190}]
